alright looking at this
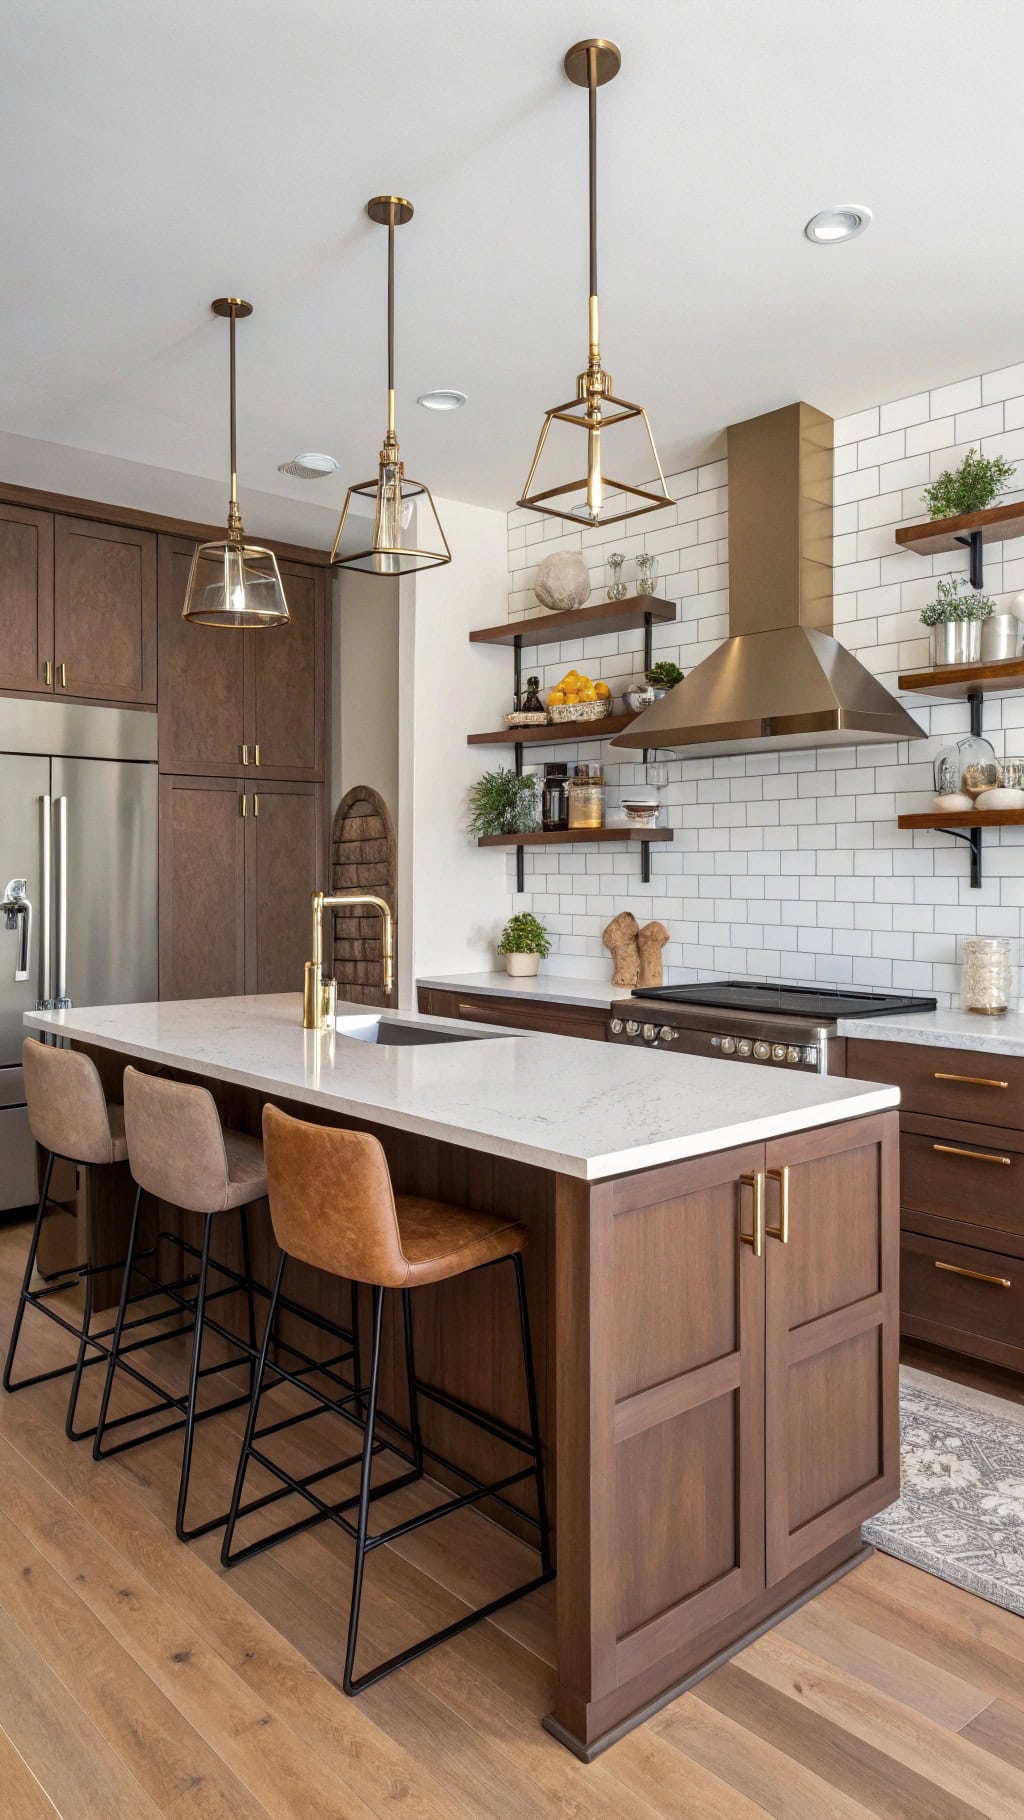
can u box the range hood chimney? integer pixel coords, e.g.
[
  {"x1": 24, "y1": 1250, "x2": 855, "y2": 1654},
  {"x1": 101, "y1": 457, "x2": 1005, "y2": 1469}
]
[{"x1": 611, "y1": 401, "x2": 925, "y2": 757}]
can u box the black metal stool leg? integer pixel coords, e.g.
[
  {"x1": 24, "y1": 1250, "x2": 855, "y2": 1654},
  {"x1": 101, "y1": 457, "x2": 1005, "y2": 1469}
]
[
  {"x1": 401, "y1": 1288, "x2": 424, "y2": 1476},
  {"x1": 176, "y1": 1210, "x2": 216, "y2": 1542},
  {"x1": 512, "y1": 1252, "x2": 553, "y2": 1576},
  {"x1": 2, "y1": 1151, "x2": 55, "y2": 1392},
  {"x1": 342, "y1": 1285, "x2": 384, "y2": 1696},
  {"x1": 93, "y1": 1184, "x2": 145, "y2": 1458},
  {"x1": 64, "y1": 1264, "x2": 95, "y2": 1441},
  {"x1": 238, "y1": 1204, "x2": 258, "y2": 1394},
  {"x1": 220, "y1": 1252, "x2": 287, "y2": 1566}
]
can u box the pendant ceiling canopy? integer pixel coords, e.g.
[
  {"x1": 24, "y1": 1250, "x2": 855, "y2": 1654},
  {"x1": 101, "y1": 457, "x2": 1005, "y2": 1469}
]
[
  {"x1": 330, "y1": 197, "x2": 451, "y2": 576},
  {"x1": 517, "y1": 40, "x2": 672, "y2": 530},
  {"x1": 182, "y1": 298, "x2": 290, "y2": 630}
]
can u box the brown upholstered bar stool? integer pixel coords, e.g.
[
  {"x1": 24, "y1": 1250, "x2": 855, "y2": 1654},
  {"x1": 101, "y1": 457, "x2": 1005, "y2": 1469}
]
[
  {"x1": 93, "y1": 1065, "x2": 272, "y2": 1542},
  {"x1": 221, "y1": 1104, "x2": 553, "y2": 1695},
  {"x1": 4, "y1": 1037, "x2": 130, "y2": 1440}
]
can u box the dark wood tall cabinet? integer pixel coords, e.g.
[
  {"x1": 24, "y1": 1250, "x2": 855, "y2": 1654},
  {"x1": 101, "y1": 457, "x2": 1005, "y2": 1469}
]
[{"x1": 0, "y1": 502, "x2": 54, "y2": 693}]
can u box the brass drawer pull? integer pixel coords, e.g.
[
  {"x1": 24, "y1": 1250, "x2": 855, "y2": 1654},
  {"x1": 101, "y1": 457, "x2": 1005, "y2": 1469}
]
[
  {"x1": 254, "y1": 744, "x2": 261, "y2": 766},
  {"x1": 58, "y1": 662, "x2": 67, "y2": 689},
  {"x1": 739, "y1": 1171, "x2": 764, "y2": 1258},
  {"x1": 766, "y1": 1164, "x2": 789, "y2": 1242},
  {"x1": 240, "y1": 793, "x2": 247, "y2": 818},
  {"x1": 934, "y1": 1071, "x2": 1008, "y2": 1089},
  {"x1": 241, "y1": 744, "x2": 249, "y2": 765},
  {"x1": 934, "y1": 1260, "x2": 1011, "y2": 1289},
  {"x1": 43, "y1": 659, "x2": 53, "y2": 687},
  {"x1": 253, "y1": 793, "x2": 260, "y2": 817},
  {"x1": 932, "y1": 1142, "x2": 1012, "y2": 1167}
]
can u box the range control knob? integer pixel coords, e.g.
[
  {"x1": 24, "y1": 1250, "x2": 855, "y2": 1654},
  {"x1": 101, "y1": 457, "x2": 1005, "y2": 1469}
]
[
  {"x1": 642, "y1": 1023, "x2": 657, "y2": 1042},
  {"x1": 787, "y1": 1046, "x2": 801, "y2": 1064},
  {"x1": 753, "y1": 1041, "x2": 771, "y2": 1060},
  {"x1": 659, "y1": 1026, "x2": 675, "y2": 1042},
  {"x1": 737, "y1": 1039, "x2": 752, "y2": 1057},
  {"x1": 625, "y1": 1020, "x2": 640, "y2": 1036},
  {"x1": 610, "y1": 1018, "x2": 624, "y2": 1034},
  {"x1": 720, "y1": 1036, "x2": 736, "y2": 1055},
  {"x1": 803, "y1": 1045, "x2": 819, "y2": 1067},
  {"x1": 772, "y1": 1044, "x2": 787, "y2": 1061}
]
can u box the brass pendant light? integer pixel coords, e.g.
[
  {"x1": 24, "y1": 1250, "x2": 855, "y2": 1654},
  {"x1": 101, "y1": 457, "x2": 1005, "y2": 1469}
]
[
  {"x1": 182, "y1": 298, "x2": 289, "y2": 629},
  {"x1": 518, "y1": 40, "x2": 672, "y2": 529},
  {"x1": 330, "y1": 197, "x2": 451, "y2": 575}
]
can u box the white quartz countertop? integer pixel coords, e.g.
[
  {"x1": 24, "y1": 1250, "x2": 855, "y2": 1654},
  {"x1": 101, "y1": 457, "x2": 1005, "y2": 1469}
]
[
  {"x1": 839, "y1": 1007, "x2": 1024, "y2": 1058},
  {"x1": 417, "y1": 971, "x2": 623, "y2": 1010},
  {"x1": 26, "y1": 994, "x2": 899, "y2": 1183}
]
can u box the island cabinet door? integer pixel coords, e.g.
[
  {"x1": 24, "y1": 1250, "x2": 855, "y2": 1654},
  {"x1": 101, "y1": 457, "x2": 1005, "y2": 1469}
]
[
  {"x1": 763, "y1": 1111, "x2": 900, "y2": 1587},
  {"x1": 553, "y1": 1145, "x2": 766, "y2": 1744}
]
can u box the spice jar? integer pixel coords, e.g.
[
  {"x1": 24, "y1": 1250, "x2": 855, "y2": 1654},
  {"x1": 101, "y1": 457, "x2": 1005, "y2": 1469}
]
[
  {"x1": 568, "y1": 763, "x2": 605, "y2": 830},
  {"x1": 541, "y1": 763, "x2": 569, "y2": 832},
  {"x1": 960, "y1": 937, "x2": 1016, "y2": 1016}
]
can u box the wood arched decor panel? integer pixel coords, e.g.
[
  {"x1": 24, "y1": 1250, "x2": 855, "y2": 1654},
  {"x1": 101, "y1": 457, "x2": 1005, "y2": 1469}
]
[{"x1": 329, "y1": 784, "x2": 397, "y2": 1008}]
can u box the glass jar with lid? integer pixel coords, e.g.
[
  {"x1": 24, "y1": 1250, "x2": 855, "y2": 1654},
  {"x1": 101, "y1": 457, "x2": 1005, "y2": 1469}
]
[
  {"x1": 960, "y1": 936, "x2": 1016, "y2": 1015},
  {"x1": 567, "y1": 763, "x2": 605, "y2": 830},
  {"x1": 541, "y1": 763, "x2": 569, "y2": 832}
]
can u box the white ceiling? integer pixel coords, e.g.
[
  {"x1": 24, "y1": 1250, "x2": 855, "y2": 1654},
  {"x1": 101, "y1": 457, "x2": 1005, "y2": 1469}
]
[{"x1": 4, "y1": 0, "x2": 1024, "y2": 521}]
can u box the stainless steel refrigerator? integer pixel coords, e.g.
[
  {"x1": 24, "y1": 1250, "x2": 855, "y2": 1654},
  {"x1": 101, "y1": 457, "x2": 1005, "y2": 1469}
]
[{"x1": 0, "y1": 699, "x2": 157, "y2": 1211}]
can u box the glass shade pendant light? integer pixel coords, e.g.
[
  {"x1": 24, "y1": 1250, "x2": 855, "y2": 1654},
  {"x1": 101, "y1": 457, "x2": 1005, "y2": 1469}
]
[
  {"x1": 330, "y1": 197, "x2": 451, "y2": 575},
  {"x1": 518, "y1": 40, "x2": 672, "y2": 529},
  {"x1": 182, "y1": 298, "x2": 289, "y2": 629}
]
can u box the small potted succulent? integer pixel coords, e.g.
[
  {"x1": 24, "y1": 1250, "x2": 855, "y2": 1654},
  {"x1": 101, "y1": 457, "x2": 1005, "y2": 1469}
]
[
  {"x1": 467, "y1": 767, "x2": 539, "y2": 837},
  {"x1": 924, "y1": 447, "x2": 1016, "y2": 520},
  {"x1": 497, "y1": 911, "x2": 551, "y2": 977},
  {"x1": 920, "y1": 577, "x2": 994, "y2": 666},
  {"x1": 625, "y1": 660, "x2": 684, "y2": 714}
]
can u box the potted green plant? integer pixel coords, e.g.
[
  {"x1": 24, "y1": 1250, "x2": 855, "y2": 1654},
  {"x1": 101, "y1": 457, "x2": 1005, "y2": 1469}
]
[
  {"x1": 467, "y1": 766, "x2": 539, "y2": 837},
  {"x1": 625, "y1": 660, "x2": 684, "y2": 714},
  {"x1": 924, "y1": 447, "x2": 1016, "y2": 520},
  {"x1": 497, "y1": 911, "x2": 551, "y2": 977},
  {"x1": 920, "y1": 577, "x2": 995, "y2": 666}
]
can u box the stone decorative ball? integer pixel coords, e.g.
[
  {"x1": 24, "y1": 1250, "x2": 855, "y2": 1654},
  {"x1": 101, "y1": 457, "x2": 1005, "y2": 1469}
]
[{"x1": 533, "y1": 551, "x2": 592, "y2": 613}]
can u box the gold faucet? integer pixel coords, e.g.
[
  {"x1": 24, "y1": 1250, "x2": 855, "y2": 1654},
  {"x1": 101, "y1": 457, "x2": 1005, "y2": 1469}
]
[{"x1": 303, "y1": 891, "x2": 394, "y2": 1029}]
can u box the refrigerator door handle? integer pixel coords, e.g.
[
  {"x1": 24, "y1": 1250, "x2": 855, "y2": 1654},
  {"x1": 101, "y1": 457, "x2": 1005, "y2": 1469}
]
[
  {"x1": 54, "y1": 795, "x2": 71, "y2": 1009},
  {"x1": 38, "y1": 794, "x2": 52, "y2": 1009}
]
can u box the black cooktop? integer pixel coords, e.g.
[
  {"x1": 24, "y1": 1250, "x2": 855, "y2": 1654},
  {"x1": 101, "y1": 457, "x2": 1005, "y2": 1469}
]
[{"x1": 632, "y1": 980, "x2": 937, "y2": 1020}]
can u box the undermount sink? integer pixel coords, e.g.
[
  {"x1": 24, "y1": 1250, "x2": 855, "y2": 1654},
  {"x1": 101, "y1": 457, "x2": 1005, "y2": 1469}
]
[{"x1": 334, "y1": 1015, "x2": 498, "y2": 1047}]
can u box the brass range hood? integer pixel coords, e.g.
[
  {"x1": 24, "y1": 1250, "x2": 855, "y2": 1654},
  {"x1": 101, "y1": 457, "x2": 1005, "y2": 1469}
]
[{"x1": 611, "y1": 401, "x2": 925, "y2": 757}]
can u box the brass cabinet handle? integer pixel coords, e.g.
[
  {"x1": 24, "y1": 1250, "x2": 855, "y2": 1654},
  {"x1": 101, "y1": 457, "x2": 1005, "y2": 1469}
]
[
  {"x1": 934, "y1": 1071, "x2": 1008, "y2": 1089},
  {"x1": 253, "y1": 793, "x2": 259, "y2": 817},
  {"x1": 932, "y1": 1142, "x2": 1012, "y2": 1167},
  {"x1": 58, "y1": 663, "x2": 67, "y2": 689},
  {"x1": 241, "y1": 744, "x2": 249, "y2": 765},
  {"x1": 934, "y1": 1259, "x2": 1011, "y2": 1289},
  {"x1": 254, "y1": 744, "x2": 261, "y2": 766},
  {"x1": 766, "y1": 1164, "x2": 790, "y2": 1242},
  {"x1": 739, "y1": 1171, "x2": 765, "y2": 1258},
  {"x1": 43, "y1": 659, "x2": 53, "y2": 687},
  {"x1": 240, "y1": 793, "x2": 247, "y2": 817}
]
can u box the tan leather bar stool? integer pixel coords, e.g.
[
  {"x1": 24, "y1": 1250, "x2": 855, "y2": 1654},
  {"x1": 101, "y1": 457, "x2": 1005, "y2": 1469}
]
[
  {"x1": 4, "y1": 1038, "x2": 131, "y2": 1440},
  {"x1": 221, "y1": 1104, "x2": 553, "y2": 1695}
]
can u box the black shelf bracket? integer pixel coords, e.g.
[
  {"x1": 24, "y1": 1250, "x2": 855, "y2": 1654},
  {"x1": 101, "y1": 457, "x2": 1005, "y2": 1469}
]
[
  {"x1": 954, "y1": 526, "x2": 985, "y2": 591},
  {"x1": 934, "y1": 691, "x2": 985, "y2": 887}
]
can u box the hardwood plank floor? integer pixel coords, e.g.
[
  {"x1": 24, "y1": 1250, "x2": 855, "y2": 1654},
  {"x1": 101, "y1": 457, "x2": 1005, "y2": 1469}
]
[{"x1": 1, "y1": 1215, "x2": 1023, "y2": 1818}]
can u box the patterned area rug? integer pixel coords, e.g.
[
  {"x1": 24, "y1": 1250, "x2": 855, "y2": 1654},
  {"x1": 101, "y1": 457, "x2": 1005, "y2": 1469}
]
[{"x1": 863, "y1": 1378, "x2": 1024, "y2": 1616}]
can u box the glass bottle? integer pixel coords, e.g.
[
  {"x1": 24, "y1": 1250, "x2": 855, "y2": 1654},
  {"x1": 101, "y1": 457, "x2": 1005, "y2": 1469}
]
[
  {"x1": 568, "y1": 763, "x2": 605, "y2": 830},
  {"x1": 960, "y1": 936, "x2": 1016, "y2": 1015},
  {"x1": 636, "y1": 552, "x2": 658, "y2": 596},
  {"x1": 606, "y1": 552, "x2": 627, "y2": 600},
  {"x1": 541, "y1": 763, "x2": 569, "y2": 832}
]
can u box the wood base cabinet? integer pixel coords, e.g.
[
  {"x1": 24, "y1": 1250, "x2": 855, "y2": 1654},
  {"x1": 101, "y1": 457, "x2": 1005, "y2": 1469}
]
[
  {"x1": 159, "y1": 776, "x2": 321, "y2": 1001},
  {"x1": 549, "y1": 1110, "x2": 899, "y2": 1758},
  {"x1": 417, "y1": 986, "x2": 607, "y2": 1041}
]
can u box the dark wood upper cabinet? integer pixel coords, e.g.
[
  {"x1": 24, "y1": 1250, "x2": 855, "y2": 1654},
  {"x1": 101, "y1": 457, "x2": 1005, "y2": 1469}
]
[
  {"x1": 158, "y1": 775, "x2": 247, "y2": 1001},
  {"x1": 54, "y1": 517, "x2": 156, "y2": 704},
  {"x1": 245, "y1": 782, "x2": 321, "y2": 994},
  {"x1": 0, "y1": 503, "x2": 54, "y2": 693},
  {"x1": 158, "y1": 536, "x2": 327, "y2": 780}
]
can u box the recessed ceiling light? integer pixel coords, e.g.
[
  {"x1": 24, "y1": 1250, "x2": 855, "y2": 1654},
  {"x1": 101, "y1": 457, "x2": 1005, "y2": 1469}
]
[
  {"x1": 417, "y1": 389, "x2": 467, "y2": 411},
  {"x1": 804, "y1": 205, "x2": 872, "y2": 244},
  {"x1": 277, "y1": 453, "x2": 339, "y2": 480}
]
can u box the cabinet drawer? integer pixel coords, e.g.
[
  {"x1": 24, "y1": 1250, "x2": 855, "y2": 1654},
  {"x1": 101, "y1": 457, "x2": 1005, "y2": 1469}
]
[
  {"x1": 847, "y1": 1038, "x2": 1024, "y2": 1130},
  {"x1": 419, "y1": 988, "x2": 607, "y2": 1041},
  {"x1": 900, "y1": 1120, "x2": 1024, "y2": 1248},
  {"x1": 901, "y1": 1230, "x2": 1024, "y2": 1373}
]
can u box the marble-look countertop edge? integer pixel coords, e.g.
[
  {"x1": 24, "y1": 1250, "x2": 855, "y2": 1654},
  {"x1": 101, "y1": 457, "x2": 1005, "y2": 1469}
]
[
  {"x1": 416, "y1": 972, "x2": 621, "y2": 1010},
  {"x1": 838, "y1": 1009, "x2": 1024, "y2": 1057}
]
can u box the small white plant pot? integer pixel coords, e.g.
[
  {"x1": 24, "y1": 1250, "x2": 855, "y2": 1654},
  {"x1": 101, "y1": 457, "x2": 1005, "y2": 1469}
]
[{"x1": 505, "y1": 952, "x2": 540, "y2": 977}]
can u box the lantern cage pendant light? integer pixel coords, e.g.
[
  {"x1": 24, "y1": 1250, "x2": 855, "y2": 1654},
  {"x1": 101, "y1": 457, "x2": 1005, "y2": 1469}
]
[
  {"x1": 330, "y1": 196, "x2": 451, "y2": 575},
  {"x1": 517, "y1": 40, "x2": 672, "y2": 529},
  {"x1": 182, "y1": 298, "x2": 289, "y2": 628}
]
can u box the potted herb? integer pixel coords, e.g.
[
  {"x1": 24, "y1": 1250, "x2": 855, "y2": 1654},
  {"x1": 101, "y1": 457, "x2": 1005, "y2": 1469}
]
[
  {"x1": 920, "y1": 577, "x2": 994, "y2": 666},
  {"x1": 924, "y1": 447, "x2": 1016, "y2": 521},
  {"x1": 468, "y1": 766, "x2": 539, "y2": 837},
  {"x1": 497, "y1": 911, "x2": 551, "y2": 977},
  {"x1": 625, "y1": 660, "x2": 684, "y2": 714}
]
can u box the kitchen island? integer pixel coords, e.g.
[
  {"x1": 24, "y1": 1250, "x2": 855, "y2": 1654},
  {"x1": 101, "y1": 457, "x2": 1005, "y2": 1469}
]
[{"x1": 27, "y1": 992, "x2": 900, "y2": 1759}]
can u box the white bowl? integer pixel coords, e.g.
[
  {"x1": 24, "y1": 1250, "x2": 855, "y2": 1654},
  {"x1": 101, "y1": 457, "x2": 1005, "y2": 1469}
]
[
  {"x1": 975, "y1": 786, "x2": 1024, "y2": 811},
  {"x1": 932, "y1": 792, "x2": 973, "y2": 812}
]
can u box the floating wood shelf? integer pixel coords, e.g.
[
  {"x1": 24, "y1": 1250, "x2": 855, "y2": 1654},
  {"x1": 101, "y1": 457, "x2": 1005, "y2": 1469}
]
[
  {"x1": 898, "y1": 809, "x2": 1024, "y2": 832},
  {"x1": 467, "y1": 713, "x2": 635, "y2": 747},
  {"x1": 478, "y1": 827, "x2": 673, "y2": 849},
  {"x1": 895, "y1": 500, "x2": 1024, "y2": 559},
  {"x1": 898, "y1": 657, "x2": 1024, "y2": 701},
  {"x1": 470, "y1": 596, "x2": 675, "y2": 647}
]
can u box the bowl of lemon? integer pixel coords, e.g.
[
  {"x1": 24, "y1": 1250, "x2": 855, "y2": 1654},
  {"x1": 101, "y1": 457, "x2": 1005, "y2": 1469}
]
[{"x1": 547, "y1": 671, "x2": 613, "y2": 724}]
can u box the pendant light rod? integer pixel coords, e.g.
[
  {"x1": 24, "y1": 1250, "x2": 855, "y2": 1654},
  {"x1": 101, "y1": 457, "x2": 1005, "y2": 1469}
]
[
  {"x1": 588, "y1": 44, "x2": 598, "y2": 327},
  {"x1": 212, "y1": 296, "x2": 252, "y2": 540},
  {"x1": 387, "y1": 201, "x2": 396, "y2": 434}
]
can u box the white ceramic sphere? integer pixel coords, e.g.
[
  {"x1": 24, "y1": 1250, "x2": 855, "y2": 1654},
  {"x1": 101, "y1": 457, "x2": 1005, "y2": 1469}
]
[
  {"x1": 975, "y1": 786, "x2": 1024, "y2": 810},
  {"x1": 533, "y1": 551, "x2": 592, "y2": 613},
  {"x1": 932, "y1": 792, "x2": 974, "y2": 812}
]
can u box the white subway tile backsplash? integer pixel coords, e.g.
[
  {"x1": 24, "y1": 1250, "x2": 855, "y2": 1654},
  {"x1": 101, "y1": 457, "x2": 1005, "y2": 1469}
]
[{"x1": 931, "y1": 376, "x2": 982, "y2": 416}]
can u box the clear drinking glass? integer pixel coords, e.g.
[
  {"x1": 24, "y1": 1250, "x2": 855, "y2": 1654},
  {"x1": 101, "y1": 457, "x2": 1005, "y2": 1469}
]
[
  {"x1": 606, "y1": 552, "x2": 627, "y2": 600},
  {"x1": 636, "y1": 552, "x2": 658, "y2": 596}
]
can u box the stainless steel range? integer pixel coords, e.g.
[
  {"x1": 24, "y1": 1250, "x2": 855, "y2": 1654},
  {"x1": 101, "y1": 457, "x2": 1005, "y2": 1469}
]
[{"x1": 608, "y1": 980, "x2": 937, "y2": 1074}]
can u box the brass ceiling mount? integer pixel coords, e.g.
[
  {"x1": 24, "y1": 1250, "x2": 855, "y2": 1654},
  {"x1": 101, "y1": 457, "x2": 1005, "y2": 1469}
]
[
  {"x1": 211, "y1": 297, "x2": 253, "y2": 318},
  {"x1": 563, "y1": 37, "x2": 621, "y2": 86},
  {"x1": 366, "y1": 195, "x2": 414, "y2": 226}
]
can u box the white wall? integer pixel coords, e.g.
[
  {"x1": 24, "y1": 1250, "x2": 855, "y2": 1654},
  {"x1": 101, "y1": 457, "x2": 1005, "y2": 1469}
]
[
  {"x1": 503, "y1": 361, "x2": 1024, "y2": 1007},
  {"x1": 335, "y1": 569, "x2": 401, "y2": 824}
]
